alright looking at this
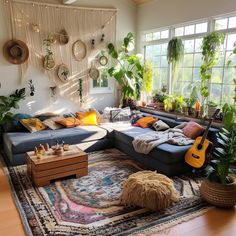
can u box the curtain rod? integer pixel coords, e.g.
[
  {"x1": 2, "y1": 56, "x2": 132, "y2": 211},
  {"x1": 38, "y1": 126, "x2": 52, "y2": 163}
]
[{"x1": 12, "y1": 0, "x2": 118, "y2": 12}]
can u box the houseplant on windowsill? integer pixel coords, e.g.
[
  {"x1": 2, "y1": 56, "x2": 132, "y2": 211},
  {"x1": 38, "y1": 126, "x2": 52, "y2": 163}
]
[
  {"x1": 200, "y1": 83, "x2": 236, "y2": 208},
  {"x1": 152, "y1": 85, "x2": 168, "y2": 111},
  {"x1": 107, "y1": 32, "x2": 144, "y2": 108},
  {"x1": 207, "y1": 101, "x2": 218, "y2": 118}
]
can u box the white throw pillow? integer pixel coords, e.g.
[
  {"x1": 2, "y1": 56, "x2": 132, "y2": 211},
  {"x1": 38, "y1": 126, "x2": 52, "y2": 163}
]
[
  {"x1": 43, "y1": 116, "x2": 64, "y2": 130},
  {"x1": 153, "y1": 120, "x2": 170, "y2": 131}
]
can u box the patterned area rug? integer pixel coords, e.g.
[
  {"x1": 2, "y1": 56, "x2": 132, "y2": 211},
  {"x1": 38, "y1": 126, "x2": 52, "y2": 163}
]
[{"x1": 3, "y1": 149, "x2": 212, "y2": 236}]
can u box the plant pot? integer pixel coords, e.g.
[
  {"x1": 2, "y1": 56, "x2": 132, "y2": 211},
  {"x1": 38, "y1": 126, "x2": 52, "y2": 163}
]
[
  {"x1": 156, "y1": 102, "x2": 165, "y2": 111},
  {"x1": 200, "y1": 178, "x2": 236, "y2": 208},
  {"x1": 208, "y1": 107, "x2": 217, "y2": 118}
]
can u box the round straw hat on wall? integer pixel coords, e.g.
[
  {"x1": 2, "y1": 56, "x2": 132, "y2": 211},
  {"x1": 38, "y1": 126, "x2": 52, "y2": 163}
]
[{"x1": 3, "y1": 39, "x2": 29, "y2": 64}]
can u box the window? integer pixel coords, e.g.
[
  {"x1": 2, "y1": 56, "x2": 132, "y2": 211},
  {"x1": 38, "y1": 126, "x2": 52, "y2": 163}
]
[
  {"x1": 143, "y1": 14, "x2": 236, "y2": 105},
  {"x1": 144, "y1": 29, "x2": 170, "y2": 91}
]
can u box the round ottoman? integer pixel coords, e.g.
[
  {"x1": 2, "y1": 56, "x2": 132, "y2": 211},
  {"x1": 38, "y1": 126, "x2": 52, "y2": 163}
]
[{"x1": 120, "y1": 171, "x2": 180, "y2": 211}]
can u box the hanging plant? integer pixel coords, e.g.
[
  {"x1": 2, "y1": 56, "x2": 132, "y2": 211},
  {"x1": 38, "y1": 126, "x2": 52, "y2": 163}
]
[
  {"x1": 200, "y1": 32, "x2": 225, "y2": 117},
  {"x1": 167, "y1": 37, "x2": 184, "y2": 72}
]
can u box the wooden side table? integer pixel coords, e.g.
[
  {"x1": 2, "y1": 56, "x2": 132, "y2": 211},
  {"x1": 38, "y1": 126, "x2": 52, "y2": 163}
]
[{"x1": 26, "y1": 145, "x2": 88, "y2": 187}]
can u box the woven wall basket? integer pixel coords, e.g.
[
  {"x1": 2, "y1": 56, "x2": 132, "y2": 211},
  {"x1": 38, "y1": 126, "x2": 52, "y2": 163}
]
[{"x1": 200, "y1": 178, "x2": 236, "y2": 208}]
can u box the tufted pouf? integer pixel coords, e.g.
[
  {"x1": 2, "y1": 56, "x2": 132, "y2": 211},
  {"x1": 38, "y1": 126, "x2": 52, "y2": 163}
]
[{"x1": 120, "y1": 171, "x2": 180, "y2": 211}]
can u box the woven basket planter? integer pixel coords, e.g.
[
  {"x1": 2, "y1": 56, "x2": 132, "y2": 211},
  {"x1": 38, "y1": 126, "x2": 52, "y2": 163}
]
[{"x1": 200, "y1": 177, "x2": 236, "y2": 208}]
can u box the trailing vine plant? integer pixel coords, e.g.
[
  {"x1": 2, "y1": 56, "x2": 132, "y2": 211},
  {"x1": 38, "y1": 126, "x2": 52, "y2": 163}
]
[
  {"x1": 167, "y1": 37, "x2": 184, "y2": 89},
  {"x1": 200, "y1": 32, "x2": 225, "y2": 117}
]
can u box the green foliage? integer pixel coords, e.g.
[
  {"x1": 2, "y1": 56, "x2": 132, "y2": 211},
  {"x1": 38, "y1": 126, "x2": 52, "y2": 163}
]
[
  {"x1": 107, "y1": 33, "x2": 144, "y2": 101},
  {"x1": 142, "y1": 61, "x2": 153, "y2": 94},
  {"x1": 0, "y1": 88, "x2": 26, "y2": 125},
  {"x1": 167, "y1": 37, "x2": 184, "y2": 71},
  {"x1": 207, "y1": 101, "x2": 218, "y2": 108},
  {"x1": 152, "y1": 85, "x2": 168, "y2": 103},
  {"x1": 200, "y1": 32, "x2": 225, "y2": 111},
  {"x1": 164, "y1": 94, "x2": 184, "y2": 112}
]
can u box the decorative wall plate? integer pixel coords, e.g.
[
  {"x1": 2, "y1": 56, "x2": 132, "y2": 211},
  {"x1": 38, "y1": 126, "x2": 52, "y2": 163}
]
[
  {"x1": 99, "y1": 55, "x2": 108, "y2": 66},
  {"x1": 72, "y1": 40, "x2": 87, "y2": 61},
  {"x1": 43, "y1": 55, "x2": 55, "y2": 70},
  {"x1": 89, "y1": 64, "x2": 100, "y2": 80},
  {"x1": 57, "y1": 64, "x2": 70, "y2": 83},
  {"x1": 59, "y1": 29, "x2": 69, "y2": 45}
]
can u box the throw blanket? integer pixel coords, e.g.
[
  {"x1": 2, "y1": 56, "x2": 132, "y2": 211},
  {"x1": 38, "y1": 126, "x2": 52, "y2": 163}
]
[{"x1": 132, "y1": 128, "x2": 194, "y2": 154}]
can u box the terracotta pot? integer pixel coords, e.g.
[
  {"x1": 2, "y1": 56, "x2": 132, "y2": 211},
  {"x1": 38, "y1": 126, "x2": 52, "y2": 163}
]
[
  {"x1": 200, "y1": 177, "x2": 236, "y2": 208},
  {"x1": 156, "y1": 102, "x2": 165, "y2": 111}
]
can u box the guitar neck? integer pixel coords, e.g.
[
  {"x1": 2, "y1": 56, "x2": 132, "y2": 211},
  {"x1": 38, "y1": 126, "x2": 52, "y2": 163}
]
[{"x1": 199, "y1": 119, "x2": 213, "y2": 145}]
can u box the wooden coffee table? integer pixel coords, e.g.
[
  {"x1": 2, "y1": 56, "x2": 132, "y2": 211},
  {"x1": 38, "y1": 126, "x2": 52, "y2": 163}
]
[{"x1": 26, "y1": 145, "x2": 88, "y2": 187}]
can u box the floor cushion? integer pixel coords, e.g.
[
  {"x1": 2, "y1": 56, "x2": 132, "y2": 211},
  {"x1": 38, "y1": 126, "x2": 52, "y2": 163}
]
[{"x1": 120, "y1": 171, "x2": 179, "y2": 211}]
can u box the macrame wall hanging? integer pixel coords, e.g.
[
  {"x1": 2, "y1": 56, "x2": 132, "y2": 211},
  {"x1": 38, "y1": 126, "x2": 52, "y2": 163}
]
[{"x1": 3, "y1": 0, "x2": 117, "y2": 106}]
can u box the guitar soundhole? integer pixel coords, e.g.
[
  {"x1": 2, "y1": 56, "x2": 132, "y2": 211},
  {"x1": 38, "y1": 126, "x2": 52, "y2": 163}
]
[{"x1": 197, "y1": 144, "x2": 203, "y2": 150}]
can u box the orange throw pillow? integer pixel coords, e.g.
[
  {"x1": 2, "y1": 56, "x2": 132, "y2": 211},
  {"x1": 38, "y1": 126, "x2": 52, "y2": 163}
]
[
  {"x1": 55, "y1": 117, "x2": 81, "y2": 128},
  {"x1": 76, "y1": 111, "x2": 98, "y2": 126},
  {"x1": 136, "y1": 116, "x2": 158, "y2": 128},
  {"x1": 183, "y1": 121, "x2": 205, "y2": 139}
]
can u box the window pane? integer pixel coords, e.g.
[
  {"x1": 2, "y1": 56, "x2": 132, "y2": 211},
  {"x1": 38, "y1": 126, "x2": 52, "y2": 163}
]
[
  {"x1": 210, "y1": 84, "x2": 221, "y2": 104},
  {"x1": 182, "y1": 68, "x2": 193, "y2": 81},
  {"x1": 228, "y1": 16, "x2": 236, "y2": 28},
  {"x1": 161, "y1": 43, "x2": 168, "y2": 54},
  {"x1": 225, "y1": 51, "x2": 236, "y2": 66},
  {"x1": 146, "y1": 33, "x2": 153, "y2": 42},
  {"x1": 153, "y1": 67, "x2": 161, "y2": 90},
  {"x1": 196, "y1": 22, "x2": 208, "y2": 33},
  {"x1": 183, "y1": 54, "x2": 194, "y2": 67},
  {"x1": 195, "y1": 38, "x2": 203, "y2": 52},
  {"x1": 194, "y1": 53, "x2": 202, "y2": 67},
  {"x1": 193, "y1": 68, "x2": 201, "y2": 82},
  {"x1": 185, "y1": 25, "x2": 195, "y2": 35},
  {"x1": 153, "y1": 56, "x2": 161, "y2": 67},
  {"x1": 161, "y1": 30, "x2": 169, "y2": 39},
  {"x1": 222, "y1": 85, "x2": 235, "y2": 104},
  {"x1": 227, "y1": 34, "x2": 236, "y2": 50},
  {"x1": 215, "y1": 18, "x2": 228, "y2": 30},
  {"x1": 153, "y1": 31, "x2": 161, "y2": 40},
  {"x1": 175, "y1": 27, "x2": 184, "y2": 36},
  {"x1": 145, "y1": 45, "x2": 153, "y2": 59},
  {"x1": 185, "y1": 40, "x2": 194, "y2": 53},
  {"x1": 161, "y1": 56, "x2": 168, "y2": 67},
  {"x1": 160, "y1": 68, "x2": 169, "y2": 86},
  {"x1": 153, "y1": 45, "x2": 161, "y2": 55},
  {"x1": 224, "y1": 68, "x2": 236, "y2": 84},
  {"x1": 211, "y1": 68, "x2": 223, "y2": 83}
]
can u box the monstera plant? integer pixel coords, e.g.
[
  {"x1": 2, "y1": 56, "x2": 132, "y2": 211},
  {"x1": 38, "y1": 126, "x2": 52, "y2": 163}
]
[{"x1": 107, "y1": 32, "x2": 144, "y2": 107}]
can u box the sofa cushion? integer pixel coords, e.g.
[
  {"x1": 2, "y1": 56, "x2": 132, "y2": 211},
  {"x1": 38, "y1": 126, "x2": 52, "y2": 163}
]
[
  {"x1": 3, "y1": 126, "x2": 108, "y2": 155},
  {"x1": 113, "y1": 126, "x2": 191, "y2": 165}
]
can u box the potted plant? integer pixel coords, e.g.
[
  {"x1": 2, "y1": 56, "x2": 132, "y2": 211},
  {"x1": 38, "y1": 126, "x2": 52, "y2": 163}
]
[
  {"x1": 200, "y1": 81, "x2": 236, "y2": 207},
  {"x1": 207, "y1": 101, "x2": 218, "y2": 118},
  {"x1": 164, "y1": 95, "x2": 175, "y2": 112},
  {"x1": 200, "y1": 32, "x2": 225, "y2": 118},
  {"x1": 0, "y1": 88, "x2": 26, "y2": 142},
  {"x1": 183, "y1": 85, "x2": 199, "y2": 115},
  {"x1": 107, "y1": 32, "x2": 144, "y2": 108},
  {"x1": 167, "y1": 37, "x2": 184, "y2": 88},
  {"x1": 173, "y1": 95, "x2": 184, "y2": 113},
  {"x1": 152, "y1": 85, "x2": 168, "y2": 110}
]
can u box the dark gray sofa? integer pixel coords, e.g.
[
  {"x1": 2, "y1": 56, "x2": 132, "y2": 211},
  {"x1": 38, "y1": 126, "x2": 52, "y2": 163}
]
[{"x1": 2, "y1": 112, "x2": 219, "y2": 176}]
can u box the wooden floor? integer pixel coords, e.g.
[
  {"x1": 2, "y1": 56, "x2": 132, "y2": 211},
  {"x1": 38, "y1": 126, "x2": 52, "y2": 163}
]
[{"x1": 0, "y1": 162, "x2": 235, "y2": 236}]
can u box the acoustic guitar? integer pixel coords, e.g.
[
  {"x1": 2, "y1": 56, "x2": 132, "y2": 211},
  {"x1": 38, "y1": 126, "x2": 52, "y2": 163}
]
[{"x1": 185, "y1": 109, "x2": 220, "y2": 168}]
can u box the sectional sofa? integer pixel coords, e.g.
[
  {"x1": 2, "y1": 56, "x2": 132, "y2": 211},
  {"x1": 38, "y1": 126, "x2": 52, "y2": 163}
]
[{"x1": 2, "y1": 111, "x2": 219, "y2": 176}]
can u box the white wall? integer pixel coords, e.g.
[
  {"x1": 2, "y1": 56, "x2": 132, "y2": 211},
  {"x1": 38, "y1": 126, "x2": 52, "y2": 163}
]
[
  {"x1": 0, "y1": 0, "x2": 136, "y2": 114},
  {"x1": 137, "y1": 0, "x2": 236, "y2": 50}
]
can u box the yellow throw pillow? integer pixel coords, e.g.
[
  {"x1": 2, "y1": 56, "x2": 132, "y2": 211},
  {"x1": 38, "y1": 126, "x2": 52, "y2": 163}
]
[
  {"x1": 20, "y1": 118, "x2": 47, "y2": 133},
  {"x1": 55, "y1": 117, "x2": 81, "y2": 128},
  {"x1": 76, "y1": 111, "x2": 98, "y2": 126},
  {"x1": 136, "y1": 116, "x2": 158, "y2": 128}
]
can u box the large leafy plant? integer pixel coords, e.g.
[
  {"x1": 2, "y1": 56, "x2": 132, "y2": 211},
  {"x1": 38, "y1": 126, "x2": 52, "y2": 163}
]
[
  {"x1": 200, "y1": 32, "x2": 225, "y2": 116},
  {"x1": 0, "y1": 88, "x2": 26, "y2": 125},
  {"x1": 107, "y1": 33, "x2": 143, "y2": 101}
]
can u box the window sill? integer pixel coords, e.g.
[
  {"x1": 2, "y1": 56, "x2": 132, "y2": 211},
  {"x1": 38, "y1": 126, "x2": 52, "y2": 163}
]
[{"x1": 90, "y1": 88, "x2": 113, "y2": 95}]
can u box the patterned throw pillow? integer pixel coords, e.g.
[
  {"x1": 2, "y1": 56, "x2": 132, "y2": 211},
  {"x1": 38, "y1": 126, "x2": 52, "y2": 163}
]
[
  {"x1": 76, "y1": 110, "x2": 98, "y2": 125},
  {"x1": 43, "y1": 116, "x2": 64, "y2": 130},
  {"x1": 108, "y1": 107, "x2": 131, "y2": 123},
  {"x1": 182, "y1": 121, "x2": 205, "y2": 139},
  {"x1": 55, "y1": 117, "x2": 81, "y2": 128},
  {"x1": 136, "y1": 116, "x2": 158, "y2": 128},
  {"x1": 20, "y1": 118, "x2": 47, "y2": 133},
  {"x1": 153, "y1": 120, "x2": 170, "y2": 131}
]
